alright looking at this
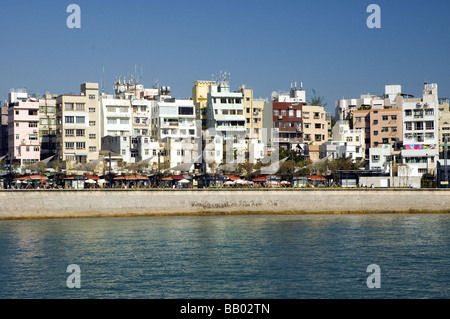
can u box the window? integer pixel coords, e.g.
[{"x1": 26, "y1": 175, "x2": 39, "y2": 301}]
[
  {"x1": 374, "y1": 131, "x2": 378, "y2": 136},
  {"x1": 120, "y1": 118, "x2": 129, "y2": 124},
  {"x1": 15, "y1": 134, "x2": 19, "y2": 140},
  {"x1": 75, "y1": 116, "x2": 85, "y2": 124},
  {"x1": 89, "y1": 146, "x2": 96, "y2": 152},
  {"x1": 296, "y1": 110, "x2": 301, "y2": 118},
  {"x1": 107, "y1": 118, "x2": 117, "y2": 125},
  {"x1": 65, "y1": 103, "x2": 74, "y2": 111},
  {"x1": 89, "y1": 121, "x2": 96, "y2": 126},
  {"x1": 274, "y1": 110, "x2": 279, "y2": 116},
  {"x1": 304, "y1": 123, "x2": 311, "y2": 129},
  {"x1": 382, "y1": 138, "x2": 389, "y2": 144},
  {"x1": 414, "y1": 109, "x2": 423, "y2": 118},
  {"x1": 281, "y1": 110, "x2": 287, "y2": 116},
  {"x1": 382, "y1": 115, "x2": 388, "y2": 121},
  {"x1": 89, "y1": 134, "x2": 96, "y2": 139},
  {"x1": 89, "y1": 107, "x2": 96, "y2": 112},
  {"x1": 122, "y1": 149, "x2": 126, "y2": 155},
  {"x1": 315, "y1": 123, "x2": 321, "y2": 129},
  {"x1": 391, "y1": 127, "x2": 397, "y2": 132},
  {"x1": 89, "y1": 95, "x2": 96, "y2": 100},
  {"x1": 237, "y1": 110, "x2": 243, "y2": 115},
  {"x1": 405, "y1": 110, "x2": 412, "y2": 116},
  {"x1": 76, "y1": 142, "x2": 85, "y2": 149},
  {"x1": 76, "y1": 129, "x2": 85, "y2": 137},
  {"x1": 65, "y1": 129, "x2": 74, "y2": 136},
  {"x1": 15, "y1": 110, "x2": 19, "y2": 115},
  {"x1": 221, "y1": 98, "x2": 227, "y2": 104},
  {"x1": 15, "y1": 122, "x2": 19, "y2": 127},
  {"x1": 346, "y1": 137, "x2": 353, "y2": 142},
  {"x1": 425, "y1": 121, "x2": 434, "y2": 130},
  {"x1": 405, "y1": 122, "x2": 412, "y2": 130},
  {"x1": 355, "y1": 117, "x2": 362, "y2": 123},
  {"x1": 235, "y1": 98, "x2": 242, "y2": 104},
  {"x1": 381, "y1": 127, "x2": 388, "y2": 132},
  {"x1": 414, "y1": 122, "x2": 424, "y2": 130},
  {"x1": 246, "y1": 108, "x2": 250, "y2": 113},
  {"x1": 40, "y1": 118, "x2": 48, "y2": 125},
  {"x1": 391, "y1": 115, "x2": 397, "y2": 120},
  {"x1": 289, "y1": 110, "x2": 294, "y2": 117},
  {"x1": 65, "y1": 142, "x2": 74, "y2": 149},
  {"x1": 178, "y1": 107, "x2": 193, "y2": 115},
  {"x1": 372, "y1": 155, "x2": 380, "y2": 162},
  {"x1": 34, "y1": 146, "x2": 39, "y2": 152},
  {"x1": 28, "y1": 122, "x2": 38, "y2": 127},
  {"x1": 76, "y1": 103, "x2": 85, "y2": 111},
  {"x1": 425, "y1": 109, "x2": 434, "y2": 116},
  {"x1": 65, "y1": 116, "x2": 74, "y2": 123},
  {"x1": 373, "y1": 120, "x2": 378, "y2": 125}
]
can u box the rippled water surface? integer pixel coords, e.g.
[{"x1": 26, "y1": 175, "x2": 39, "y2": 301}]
[{"x1": 0, "y1": 214, "x2": 449, "y2": 298}]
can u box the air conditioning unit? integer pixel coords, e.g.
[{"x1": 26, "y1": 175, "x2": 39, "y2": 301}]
[
  {"x1": 289, "y1": 105, "x2": 293, "y2": 109},
  {"x1": 278, "y1": 116, "x2": 282, "y2": 120},
  {"x1": 33, "y1": 129, "x2": 38, "y2": 133}
]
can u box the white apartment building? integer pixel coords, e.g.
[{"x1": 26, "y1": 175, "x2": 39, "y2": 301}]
[
  {"x1": 401, "y1": 82, "x2": 439, "y2": 177},
  {"x1": 319, "y1": 121, "x2": 365, "y2": 161},
  {"x1": 151, "y1": 96, "x2": 198, "y2": 142},
  {"x1": 369, "y1": 144, "x2": 392, "y2": 172},
  {"x1": 206, "y1": 78, "x2": 246, "y2": 141}
]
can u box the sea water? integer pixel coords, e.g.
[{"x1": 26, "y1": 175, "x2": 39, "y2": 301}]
[{"x1": 0, "y1": 214, "x2": 449, "y2": 299}]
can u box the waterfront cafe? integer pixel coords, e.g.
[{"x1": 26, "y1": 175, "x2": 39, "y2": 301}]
[
  {"x1": 13, "y1": 175, "x2": 49, "y2": 188},
  {"x1": 113, "y1": 175, "x2": 149, "y2": 188}
]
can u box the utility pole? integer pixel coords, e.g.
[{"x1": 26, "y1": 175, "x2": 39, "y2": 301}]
[
  {"x1": 445, "y1": 136, "x2": 448, "y2": 188},
  {"x1": 109, "y1": 151, "x2": 112, "y2": 188}
]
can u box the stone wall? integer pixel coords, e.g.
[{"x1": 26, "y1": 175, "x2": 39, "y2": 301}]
[{"x1": 0, "y1": 189, "x2": 449, "y2": 220}]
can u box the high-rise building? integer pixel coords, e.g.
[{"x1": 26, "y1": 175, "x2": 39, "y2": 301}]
[
  {"x1": 38, "y1": 94, "x2": 57, "y2": 160},
  {"x1": 192, "y1": 80, "x2": 214, "y2": 132}
]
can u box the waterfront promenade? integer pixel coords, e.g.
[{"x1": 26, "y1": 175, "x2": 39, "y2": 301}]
[{"x1": 1, "y1": 189, "x2": 449, "y2": 220}]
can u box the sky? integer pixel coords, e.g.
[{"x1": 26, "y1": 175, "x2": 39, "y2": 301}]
[{"x1": 0, "y1": 0, "x2": 449, "y2": 115}]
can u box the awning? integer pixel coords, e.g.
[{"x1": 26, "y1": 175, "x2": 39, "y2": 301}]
[
  {"x1": 114, "y1": 175, "x2": 149, "y2": 180},
  {"x1": 14, "y1": 175, "x2": 48, "y2": 181},
  {"x1": 227, "y1": 175, "x2": 241, "y2": 181},
  {"x1": 85, "y1": 175, "x2": 100, "y2": 180},
  {"x1": 173, "y1": 175, "x2": 184, "y2": 180},
  {"x1": 309, "y1": 175, "x2": 326, "y2": 181},
  {"x1": 252, "y1": 176, "x2": 267, "y2": 182},
  {"x1": 161, "y1": 177, "x2": 173, "y2": 181}
]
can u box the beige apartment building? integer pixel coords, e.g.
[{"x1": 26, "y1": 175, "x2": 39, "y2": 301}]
[
  {"x1": 302, "y1": 105, "x2": 328, "y2": 145},
  {"x1": 438, "y1": 99, "x2": 450, "y2": 157},
  {"x1": 239, "y1": 85, "x2": 264, "y2": 141},
  {"x1": 353, "y1": 108, "x2": 403, "y2": 158},
  {"x1": 56, "y1": 83, "x2": 100, "y2": 164}
]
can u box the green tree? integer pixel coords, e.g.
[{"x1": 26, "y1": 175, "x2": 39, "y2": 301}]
[{"x1": 310, "y1": 89, "x2": 327, "y2": 108}]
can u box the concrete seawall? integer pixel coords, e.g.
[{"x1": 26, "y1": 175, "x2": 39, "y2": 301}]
[{"x1": 1, "y1": 189, "x2": 450, "y2": 220}]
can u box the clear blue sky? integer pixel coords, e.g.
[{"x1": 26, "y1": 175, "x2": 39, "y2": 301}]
[{"x1": 1, "y1": 0, "x2": 449, "y2": 115}]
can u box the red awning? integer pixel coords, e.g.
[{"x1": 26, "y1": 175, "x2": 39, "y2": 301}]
[
  {"x1": 162, "y1": 177, "x2": 173, "y2": 181},
  {"x1": 309, "y1": 175, "x2": 326, "y2": 181},
  {"x1": 172, "y1": 175, "x2": 184, "y2": 180},
  {"x1": 114, "y1": 175, "x2": 149, "y2": 180},
  {"x1": 15, "y1": 175, "x2": 48, "y2": 181},
  {"x1": 227, "y1": 175, "x2": 241, "y2": 180},
  {"x1": 85, "y1": 175, "x2": 100, "y2": 180},
  {"x1": 252, "y1": 176, "x2": 267, "y2": 182}
]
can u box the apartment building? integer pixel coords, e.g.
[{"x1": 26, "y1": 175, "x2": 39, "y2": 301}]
[
  {"x1": 319, "y1": 121, "x2": 365, "y2": 162},
  {"x1": 263, "y1": 85, "x2": 304, "y2": 150},
  {"x1": 238, "y1": 85, "x2": 265, "y2": 141},
  {"x1": 353, "y1": 108, "x2": 403, "y2": 158},
  {"x1": 302, "y1": 105, "x2": 328, "y2": 145},
  {"x1": 401, "y1": 82, "x2": 439, "y2": 177},
  {"x1": 56, "y1": 83, "x2": 100, "y2": 164},
  {"x1": 7, "y1": 89, "x2": 40, "y2": 165},
  {"x1": 206, "y1": 78, "x2": 246, "y2": 141},
  {"x1": 438, "y1": 99, "x2": 450, "y2": 159}
]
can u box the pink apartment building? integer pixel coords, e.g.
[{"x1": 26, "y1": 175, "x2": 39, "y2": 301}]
[{"x1": 7, "y1": 90, "x2": 41, "y2": 165}]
